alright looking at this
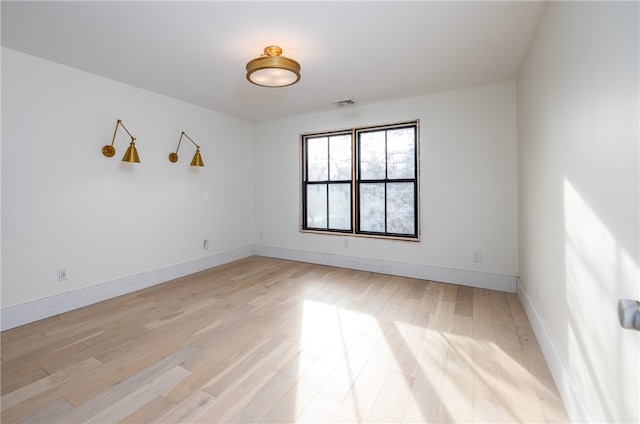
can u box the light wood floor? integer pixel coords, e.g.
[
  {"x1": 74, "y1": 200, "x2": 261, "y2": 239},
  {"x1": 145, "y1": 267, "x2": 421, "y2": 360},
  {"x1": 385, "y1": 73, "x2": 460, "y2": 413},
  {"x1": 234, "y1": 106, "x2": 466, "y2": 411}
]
[{"x1": 1, "y1": 256, "x2": 570, "y2": 423}]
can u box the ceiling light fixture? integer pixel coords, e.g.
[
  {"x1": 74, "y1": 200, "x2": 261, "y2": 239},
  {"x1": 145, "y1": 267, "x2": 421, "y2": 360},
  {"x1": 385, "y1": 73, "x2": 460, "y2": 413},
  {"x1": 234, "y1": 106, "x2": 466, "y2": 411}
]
[{"x1": 246, "y1": 46, "x2": 301, "y2": 87}]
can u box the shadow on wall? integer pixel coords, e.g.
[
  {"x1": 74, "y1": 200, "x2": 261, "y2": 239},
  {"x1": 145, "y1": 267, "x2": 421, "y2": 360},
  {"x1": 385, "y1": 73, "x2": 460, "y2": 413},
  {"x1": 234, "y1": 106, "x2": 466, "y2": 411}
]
[{"x1": 563, "y1": 178, "x2": 639, "y2": 422}]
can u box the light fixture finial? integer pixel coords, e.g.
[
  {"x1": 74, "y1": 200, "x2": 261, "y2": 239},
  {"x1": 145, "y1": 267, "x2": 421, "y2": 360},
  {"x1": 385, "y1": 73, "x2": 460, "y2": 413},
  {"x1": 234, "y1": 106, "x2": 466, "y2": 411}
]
[{"x1": 263, "y1": 46, "x2": 283, "y2": 57}]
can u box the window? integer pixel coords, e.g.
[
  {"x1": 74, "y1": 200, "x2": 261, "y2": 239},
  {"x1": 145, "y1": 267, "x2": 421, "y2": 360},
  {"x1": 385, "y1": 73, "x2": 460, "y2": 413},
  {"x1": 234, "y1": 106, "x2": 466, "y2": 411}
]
[{"x1": 302, "y1": 121, "x2": 419, "y2": 239}]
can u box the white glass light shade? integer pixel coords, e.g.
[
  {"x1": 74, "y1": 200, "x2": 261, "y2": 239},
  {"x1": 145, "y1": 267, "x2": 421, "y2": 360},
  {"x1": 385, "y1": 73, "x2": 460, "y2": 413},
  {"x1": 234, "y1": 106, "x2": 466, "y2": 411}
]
[{"x1": 248, "y1": 68, "x2": 299, "y2": 87}]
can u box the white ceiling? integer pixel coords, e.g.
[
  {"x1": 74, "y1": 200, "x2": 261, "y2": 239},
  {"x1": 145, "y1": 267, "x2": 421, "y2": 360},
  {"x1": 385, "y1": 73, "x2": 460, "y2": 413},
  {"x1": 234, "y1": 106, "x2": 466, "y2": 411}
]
[{"x1": 1, "y1": 1, "x2": 546, "y2": 122}]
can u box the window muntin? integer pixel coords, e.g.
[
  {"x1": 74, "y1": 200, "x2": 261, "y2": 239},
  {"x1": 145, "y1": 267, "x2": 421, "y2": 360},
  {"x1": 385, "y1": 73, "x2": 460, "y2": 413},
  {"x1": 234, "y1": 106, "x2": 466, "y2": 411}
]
[{"x1": 302, "y1": 121, "x2": 418, "y2": 239}]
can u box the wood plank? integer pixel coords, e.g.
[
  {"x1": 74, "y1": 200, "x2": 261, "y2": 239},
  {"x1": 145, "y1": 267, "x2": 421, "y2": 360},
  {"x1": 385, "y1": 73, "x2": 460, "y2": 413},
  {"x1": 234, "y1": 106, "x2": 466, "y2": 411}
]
[
  {"x1": 63, "y1": 341, "x2": 196, "y2": 407},
  {"x1": 317, "y1": 334, "x2": 379, "y2": 402},
  {"x1": 1, "y1": 363, "x2": 49, "y2": 395},
  {"x1": 499, "y1": 348, "x2": 546, "y2": 423},
  {"x1": 401, "y1": 345, "x2": 447, "y2": 423},
  {"x1": 225, "y1": 370, "x2": 298, "y2": 423},
  {"x1": 472, "y1": 396, "x2": 509, "y2": 423},
  {"x1": 167, "y1": 321, "x2": 280, "y2": 403},
  {"x1": 438, "y1": 314, "x2": 474, "y2": 423},
  {"x1": 518, "y1": 325, "x2": 571, "y2": 423},
  {"x1": 489, "y1": 290, "x2": 510, "y2": 312},
  {"x1": 0, "y1": 332, "x2": 49, "y2": 361},
  {"x1": 73, "y1": 366, "x2": 191, "y2": 423},
  {"x1": 196, "y1": 347, "x2": 300, "y2": 423},
  {"x1": 472, "y1": 344, "x2": 508, "y2": 406},
  {"x1": 366, "y1": 370, "x2": 413, "y2": 423},
  {"x1": 202, "y1": 332, "x2": 289, "y2": 397},
  {"x1": 438, "y1": 346, "x2": 473, "y2": 423},
  {"x1": 1, "y1": 356, "x2": 102, "y2": 411},
  {"x1": 330, "y1": 336, "x2": 392, "y2": 423},
  {"x1": 492, "y1": 307, "x2": 523, "y2": 353},
  {"x1": 117, "y1": 395, "x2": 177, "y2": 424},
  {"x1": 507, "y1": 292, "x2": 531, "y2": 328},
  {"x1": 390, "y1": 312, "x2": 429, "y2": 378},
  {"x1": 296, "y1": 393, "x2": 342, "y2": 423},
  {"x1": 454, "y1": 285, "x2": 474, "y2": 317},
  {"x1": 154, "y1": 390, "x2": 215, "y2": 423},
  {"x1": 16, "y1": 398, "x2": 75, "y2": 424},
  {"x1": 260, "y1": 380, "x2": 316, "y2": 423}
]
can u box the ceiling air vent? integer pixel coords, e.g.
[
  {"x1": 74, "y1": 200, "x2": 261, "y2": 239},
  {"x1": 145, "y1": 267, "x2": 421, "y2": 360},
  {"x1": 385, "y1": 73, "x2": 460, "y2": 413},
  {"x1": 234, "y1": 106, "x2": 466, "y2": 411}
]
[{"x1": 332, "y1": 98, "x2": 356, "y2": 107}]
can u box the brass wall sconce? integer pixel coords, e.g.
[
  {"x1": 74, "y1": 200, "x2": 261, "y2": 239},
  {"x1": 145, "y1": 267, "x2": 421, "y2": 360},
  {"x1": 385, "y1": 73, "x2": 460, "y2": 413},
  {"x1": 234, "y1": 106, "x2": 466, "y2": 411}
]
[
  {"x1": 169, "y1": 131, "x2": 204, "y2": 166},
  {"x1": 102, "y1": 119, "x2": 141, "y2": 163}
]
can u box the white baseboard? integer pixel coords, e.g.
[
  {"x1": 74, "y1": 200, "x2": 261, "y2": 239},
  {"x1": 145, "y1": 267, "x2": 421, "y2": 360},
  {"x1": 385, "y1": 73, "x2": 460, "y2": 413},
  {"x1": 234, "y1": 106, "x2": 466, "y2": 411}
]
[
  {"x1": 254, "y1": 245, "x2": 517, "y2": 292},
  {"x1": 0, "y1": 246, "x2": 254, "y2": 331},
  {"x1": 2, "y1": 245, "x2": 517, "y2": 331},
  {"x1": 516, "y1": 277, "x2": 594, "y2": 424}
]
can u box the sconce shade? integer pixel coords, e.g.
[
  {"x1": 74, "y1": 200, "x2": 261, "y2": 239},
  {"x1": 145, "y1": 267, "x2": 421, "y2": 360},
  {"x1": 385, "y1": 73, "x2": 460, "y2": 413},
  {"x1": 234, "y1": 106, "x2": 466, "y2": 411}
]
[
  {"x1": 122, "y1": 141, "x2": 141, "y2": 163},
  {"x1": 246, "y1": 46, "x2": 301, "y2": 87},
  {"x1": 170, "y1": 131, "x2": 204, "y2": 167},
  {"x1": 103, "y1": 119, "x2": 141, "y2": 163},
  {"x1": 190, "y1": 149, "x2": 204, "y2": 167}
]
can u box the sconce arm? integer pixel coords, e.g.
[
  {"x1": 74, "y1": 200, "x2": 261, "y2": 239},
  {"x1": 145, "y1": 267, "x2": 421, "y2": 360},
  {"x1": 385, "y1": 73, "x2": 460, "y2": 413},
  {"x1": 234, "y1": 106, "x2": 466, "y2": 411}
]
[
  {"x1": 111, "y1": 119, "x2": 136, "y2": 146},
  {"x1": 175, "y1": 131, "x2": 201, "y2": 154},
  {"x1": 110, "y1": 119, "x2": 136, "y2": 147},
  {"x1": 118, "y1": 120, "x2": 136, "y2": 141}
]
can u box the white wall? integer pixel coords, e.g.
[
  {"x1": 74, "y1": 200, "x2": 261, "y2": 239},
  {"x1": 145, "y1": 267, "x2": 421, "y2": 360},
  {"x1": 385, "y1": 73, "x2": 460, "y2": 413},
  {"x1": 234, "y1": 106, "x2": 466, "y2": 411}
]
[
  {"x1": 517, "y1": 2, "x2": 639, "y2": 423},
  {"x1": 1, "y1": 48, "x2": 255, "y2": 327},
  {"x1": 254, "y1": 81, "x2": 518, "y2": 286}
]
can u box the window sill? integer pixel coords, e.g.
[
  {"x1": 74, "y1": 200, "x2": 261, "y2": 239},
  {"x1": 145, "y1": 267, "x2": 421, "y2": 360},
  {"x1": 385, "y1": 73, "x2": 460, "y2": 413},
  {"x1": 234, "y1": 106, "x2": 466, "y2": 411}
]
[{"x1": 300, "y1": 229, "x2": 420, "y2": 242}]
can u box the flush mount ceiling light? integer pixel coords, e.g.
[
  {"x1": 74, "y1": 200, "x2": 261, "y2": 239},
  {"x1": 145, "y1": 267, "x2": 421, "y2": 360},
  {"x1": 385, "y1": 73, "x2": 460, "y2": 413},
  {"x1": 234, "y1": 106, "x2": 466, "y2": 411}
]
[{"x1": 246, "y1": 46, "x2": 301, "y2": 87}]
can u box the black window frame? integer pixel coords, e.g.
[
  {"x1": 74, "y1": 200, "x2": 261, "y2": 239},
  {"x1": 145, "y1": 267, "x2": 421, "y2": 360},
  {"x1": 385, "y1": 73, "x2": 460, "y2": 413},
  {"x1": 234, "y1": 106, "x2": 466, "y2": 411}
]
[
  {"x1": 301, "y1": 120, "x2": 419, "y2": 240},
  {"x1": 301, "y1": 130, "x2": 354, "y2": 233}
]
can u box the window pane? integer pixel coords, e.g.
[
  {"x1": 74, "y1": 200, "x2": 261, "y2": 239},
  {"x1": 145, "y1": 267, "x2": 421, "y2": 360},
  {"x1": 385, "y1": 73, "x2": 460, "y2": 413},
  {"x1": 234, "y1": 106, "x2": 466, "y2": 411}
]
[
  {"x1": 306, "y1": 184, "x2": 327, "y2": 228},
  {"x1": 328, "y1": 184, "x2": 351, "y2": 230},
  {"x1": 360, "y1": 131, "x2": 386, "y2": 179},
  {"x1": 387, "y1": 182, "x2": 415, "y2": 234},
  {"x1": 329, "y1": 134, "x2": 352, "y2": 181},
  {"x1": 359, "y1": 183, "x2": 385, "y2": 232},
  {"x1": 387, "y1": 128, "x2": 415, "y2": 179},
  {"x1": 307, "y1": 137, "x2": 328, "y2": 181}
]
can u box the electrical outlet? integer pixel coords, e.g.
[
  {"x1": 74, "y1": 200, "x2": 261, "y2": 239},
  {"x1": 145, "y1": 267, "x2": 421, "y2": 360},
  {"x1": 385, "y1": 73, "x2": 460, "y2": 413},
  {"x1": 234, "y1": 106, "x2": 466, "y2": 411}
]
[
  {"x1": 203, "y1": 239, "x2": 209, "y2": 249},
  {"x1": 344, "y1": 239, "x2": 349, "y2": 248},
  {"x1": 473, "y1": 251, "x2": 482, "y2": 262},
  {"x1": 58, "y1": 268, "x2": 68, "y2": 281}
]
